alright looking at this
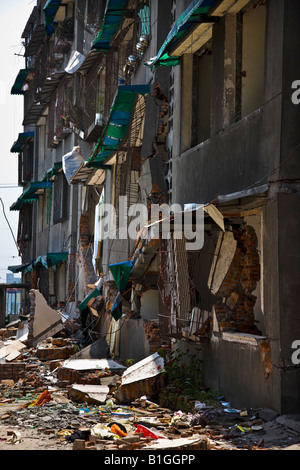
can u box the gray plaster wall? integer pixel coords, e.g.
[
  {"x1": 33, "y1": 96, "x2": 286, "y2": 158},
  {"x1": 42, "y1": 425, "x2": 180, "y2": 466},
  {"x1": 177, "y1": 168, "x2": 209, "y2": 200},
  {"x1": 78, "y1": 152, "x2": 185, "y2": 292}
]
[
  {"x1": 170, "y1": 2, "x2": 300, "y2": 414},
  {"x1": 202, "y1": 336, "x2": 273, "y2": 411},
  {"x1": 172, "y1": 1, "x2": 288, "y2": 205},
  {"x1": 96, "y1": 312, "x2": 151, "y2": 364},
  {"x1": 172, "y1": 105, "x2": 279, "y2": 205}
]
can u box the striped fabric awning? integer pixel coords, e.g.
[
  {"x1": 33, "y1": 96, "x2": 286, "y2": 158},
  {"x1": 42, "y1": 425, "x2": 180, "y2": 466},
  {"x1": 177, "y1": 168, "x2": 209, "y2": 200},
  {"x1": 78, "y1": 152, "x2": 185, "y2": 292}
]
[
  {"x1": 87, "y1": 84, "x2": 150, "y2": 168},
  {"x1": 91, "y1": 0, "x2": 127, "y2": 51}
]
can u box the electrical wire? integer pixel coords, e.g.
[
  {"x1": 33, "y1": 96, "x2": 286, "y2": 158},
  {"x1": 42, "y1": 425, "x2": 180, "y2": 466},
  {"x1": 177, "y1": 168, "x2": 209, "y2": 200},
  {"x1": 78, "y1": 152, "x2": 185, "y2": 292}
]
[
  {"x1": 244, "y1": 142, "x2": 300, "y2": 191},
  {"x1": 0, "y1": 197, "x2": 18, "y2": 250}
]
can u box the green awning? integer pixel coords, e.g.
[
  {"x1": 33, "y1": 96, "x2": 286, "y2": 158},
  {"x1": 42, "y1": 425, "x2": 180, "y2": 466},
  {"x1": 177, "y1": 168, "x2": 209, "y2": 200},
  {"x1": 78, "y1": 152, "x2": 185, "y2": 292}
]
[
  {"x1": 78, "y1": 288, "x2": 101, "y2": 311},
  {"x1": 43, "y1": 162, "x2": 62, "y2": 181},
  {"x1": 47, "y1": 252, "x2": 68, "y2": 267},
  {"x1": 10, "y1": 181, "x2": 52, "y2": 211},
  {"x1": 32, "y1": 252, "x2": 68, "y2": 269},
  {"x1": 43, "y1": 0, "x2": 62, "y2": 36},
  {"x1": 109, "y1": 261, "x2": 134, "y2": 293},
  {"x1": 19, "y1": 181, "x2": 52, "y2": 201},
  {"x1": 108, "y1": 261, "x2": 134, "y2": 321},
  {"x1": 145, "y1": 0, "x2": 218, "y2": 68},
  {"x1": 110, "y1": 292, "x2": 123, "y2": 321},
  {"x1": 91, "y1": 0, "x2": 127, "y2": 51},
  {"x1": 33, "y1": 256, "x2": 48, "y2": 269},
  {"x1": 8, "y1": 263, "x2": 32, "y2": 274},
  {"x1": 87, "y1": 84, "x2": 150, "y2": 168},
  {"x1": 11, "y1": 68, "x2": 33, "y2": 95},
  {"x1": 9, "y1": 252, "x2": 68, "y2": 275},
  {"x1": 11, "y1": 132, "x2": 34, "y2": 153}
]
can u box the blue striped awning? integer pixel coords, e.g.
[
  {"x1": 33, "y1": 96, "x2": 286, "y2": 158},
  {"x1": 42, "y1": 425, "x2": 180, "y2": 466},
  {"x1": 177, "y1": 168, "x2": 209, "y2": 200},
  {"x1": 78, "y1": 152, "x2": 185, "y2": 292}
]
[
  {"x1": 87, "y1": 84, "x2": 150, "y2": 168},
  {"x1": 91, "y1": 0, "x2": 127, "y2": 51}
]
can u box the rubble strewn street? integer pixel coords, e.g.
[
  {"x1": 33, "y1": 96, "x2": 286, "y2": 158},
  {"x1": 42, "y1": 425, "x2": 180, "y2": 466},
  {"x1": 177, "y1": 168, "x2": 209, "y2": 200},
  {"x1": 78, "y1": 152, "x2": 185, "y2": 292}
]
[{"x1": 0, "y1": 318, "x2": 299, "y2": 451}]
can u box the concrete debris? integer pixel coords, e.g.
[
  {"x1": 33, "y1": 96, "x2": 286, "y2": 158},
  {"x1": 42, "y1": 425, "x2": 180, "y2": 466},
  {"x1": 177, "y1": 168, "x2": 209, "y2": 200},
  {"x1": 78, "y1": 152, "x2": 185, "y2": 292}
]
[
  {"x1": 28, "y1": 290, "x2": 64, "y2": 348},
  {"x1": 61, "y1": 358, "x2": 126, "y2": 373},
  {"x1": 69, "y1": 384, "x2": 110, "y2": 405},
  {"x1": 0, "y1": 340, "x2": 26, "y2": 361},
  {"x1": 115, "y1": 352, "x2": 165, "y2": 404},
  {"x1": 0, "y1": 315, "x2": 299, "y2": 451}
]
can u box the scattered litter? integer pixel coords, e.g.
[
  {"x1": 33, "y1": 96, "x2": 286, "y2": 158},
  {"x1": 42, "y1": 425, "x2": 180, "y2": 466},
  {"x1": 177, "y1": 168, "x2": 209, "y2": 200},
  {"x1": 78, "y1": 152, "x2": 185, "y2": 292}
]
[
  {"x1": 134, "y1": 424, "x2": 166, "y2": 440},
  {"x1": 6, "y1": 430, "x2": 23, "y2": 445},
  {"x1": 195, "y1": 401, "x2": 207, "y2": 410},
  {"x1": 19, "y1": 390, "x2": 52, "y2": 409},
  {"x1": 251, "y1": 425, "x2": 263, "y2": 431},
  {"x1": 0, "y1": 312, "x2": 296, "y2": 451}
]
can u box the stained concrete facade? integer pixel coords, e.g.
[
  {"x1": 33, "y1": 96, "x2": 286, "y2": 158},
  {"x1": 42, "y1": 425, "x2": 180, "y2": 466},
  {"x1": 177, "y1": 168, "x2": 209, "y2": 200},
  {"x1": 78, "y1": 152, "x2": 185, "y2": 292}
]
[{"x1": 169, "y1": 0, "x2": 300, "y2": 414}]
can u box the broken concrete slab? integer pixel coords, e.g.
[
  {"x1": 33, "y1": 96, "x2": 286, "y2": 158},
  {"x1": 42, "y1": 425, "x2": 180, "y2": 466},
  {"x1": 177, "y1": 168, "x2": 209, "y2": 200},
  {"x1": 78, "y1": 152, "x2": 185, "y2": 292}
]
[
  {"x1": 69, "y1": 384, "x2": 110, "y2": 405},
  {"x1": 0, "y1": 340, "x2": 26, "y2": 360},
  {"x1": 115, "y1": 352, "x2": 165, "y2": 403},
  {"x1": 276, "y1": 415, "x2": 300, "y2": 434},
  {"x1": 28, "y1": 290, "x2": 64, "y2": 347},
  {"x1": 145, "y1": 435, "x2": 209, "y2": 450},
  {"x1": 71, "y1": 338, "x2": 109, "y2": 360},
  {"x1": 5, "y1": 350, "x2": 23, "y2": 362},
  {"x1": 61, "y1": 358, "x2": 126, "y2": 373},
  {"x1": 257, "y1": 408, "x2": 279, "y2": 422}
]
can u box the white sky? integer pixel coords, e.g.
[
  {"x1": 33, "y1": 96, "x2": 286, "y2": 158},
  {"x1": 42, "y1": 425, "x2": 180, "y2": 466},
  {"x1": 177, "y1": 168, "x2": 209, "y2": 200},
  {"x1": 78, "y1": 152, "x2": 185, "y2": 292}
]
[{"x1": 0, "y1": 0, "x2": 36, "y2": 282}]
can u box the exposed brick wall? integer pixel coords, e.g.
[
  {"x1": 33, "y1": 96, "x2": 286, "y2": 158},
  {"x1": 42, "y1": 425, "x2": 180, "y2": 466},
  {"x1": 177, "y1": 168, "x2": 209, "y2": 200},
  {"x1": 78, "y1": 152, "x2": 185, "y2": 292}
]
[
  {"x1": 214, "y1": 225, "x2": 261, "y2": 335},
  {"x1": 31, "y1": 270, "x2": 38, "y2": 289},
  {"x1": 79, "y1": 213, "x2": 97, "y2": 292},
  {"x1": 144, "y1": 321, "x2": 162, "y2": 355},
  {"x1": 0, "y1": 363, "x2": 25, "y2": 381},
  {"x1": 67, "y1": 253, "x2": 76, "y2": 302}
]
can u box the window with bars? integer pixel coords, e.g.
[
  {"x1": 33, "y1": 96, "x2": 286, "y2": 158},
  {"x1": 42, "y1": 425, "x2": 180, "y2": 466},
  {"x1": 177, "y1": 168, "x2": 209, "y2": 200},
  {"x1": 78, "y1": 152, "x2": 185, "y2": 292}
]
[
  {"x1": 18, "y1": 140, "x2": 34, "y2": 186},
  {"x1": 53, "y1": 171, "x2": 69, "y2": 224}
]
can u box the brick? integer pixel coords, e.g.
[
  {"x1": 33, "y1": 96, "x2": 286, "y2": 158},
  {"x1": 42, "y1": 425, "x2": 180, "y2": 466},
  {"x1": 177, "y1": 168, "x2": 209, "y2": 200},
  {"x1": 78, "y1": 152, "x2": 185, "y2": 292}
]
[
  {"x1": 73, "y1": 439, "x2": 86, "y2": 450},
  {"x1": 0, "y1": 363, "x2": 25, "y2": 381}
]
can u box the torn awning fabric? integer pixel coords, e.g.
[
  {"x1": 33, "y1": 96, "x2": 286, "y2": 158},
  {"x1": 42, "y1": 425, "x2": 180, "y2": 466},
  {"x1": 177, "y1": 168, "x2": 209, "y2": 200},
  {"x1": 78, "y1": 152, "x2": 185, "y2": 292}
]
[
  {"x1": 8, "y1": 263, "x2": 32, "y2": 274},
  {"x1": 47, "y1": 252, "x2": 68, "y2": 267},
  {"x1": 109, "y1": 261, "x2": 134, "y2": 321},
  {"x1": 8, "y1": 253, "x2": 68, "y2": 276},
  {"x1": 32, "y1": 252, "x2": 69, "y2": 270},
  {"x1": 78, "y1": 288, "x2": 101, "y2": 312}
]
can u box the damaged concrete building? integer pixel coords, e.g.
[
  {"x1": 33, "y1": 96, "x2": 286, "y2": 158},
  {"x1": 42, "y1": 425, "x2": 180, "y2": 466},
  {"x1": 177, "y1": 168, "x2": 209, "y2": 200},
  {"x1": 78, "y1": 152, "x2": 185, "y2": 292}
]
[{"x1": 8, "y1": 0, "x2": 300, "y2": 415}]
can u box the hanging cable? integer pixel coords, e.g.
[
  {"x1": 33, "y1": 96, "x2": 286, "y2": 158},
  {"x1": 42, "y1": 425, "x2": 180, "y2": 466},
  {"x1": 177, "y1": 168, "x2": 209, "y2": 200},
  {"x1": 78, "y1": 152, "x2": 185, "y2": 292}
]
[{"x1": 0, "y1": 197, "x2": 18, "y2": 250}]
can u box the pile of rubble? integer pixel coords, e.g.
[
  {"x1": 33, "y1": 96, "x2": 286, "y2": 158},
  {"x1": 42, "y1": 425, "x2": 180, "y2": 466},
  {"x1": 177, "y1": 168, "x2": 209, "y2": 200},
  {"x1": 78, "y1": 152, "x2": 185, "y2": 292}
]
[
  {"x1": 0, "y1": 294, "x2": 300, "y2": 451},
  {"x1": 0, "y1": 333, "x2": 211, "y2": 450}
]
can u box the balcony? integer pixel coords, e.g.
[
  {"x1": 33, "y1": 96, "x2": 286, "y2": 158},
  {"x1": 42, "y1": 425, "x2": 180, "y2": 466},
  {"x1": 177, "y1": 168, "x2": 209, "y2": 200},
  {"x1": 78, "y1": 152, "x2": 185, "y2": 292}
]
[
  {"x1": 55, "y1": 122, "x2": 72, "y2": 141},
  {"x1": 84, "y1": 113, "x2": 105, "y2": 143}
]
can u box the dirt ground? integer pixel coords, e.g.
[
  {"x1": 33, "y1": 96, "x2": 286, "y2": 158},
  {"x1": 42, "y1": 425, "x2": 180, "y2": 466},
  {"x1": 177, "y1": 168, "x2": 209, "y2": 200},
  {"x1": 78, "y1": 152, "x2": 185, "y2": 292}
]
[{"x1": 0, "y1": 395, "x2": 300, "y2": 451}]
